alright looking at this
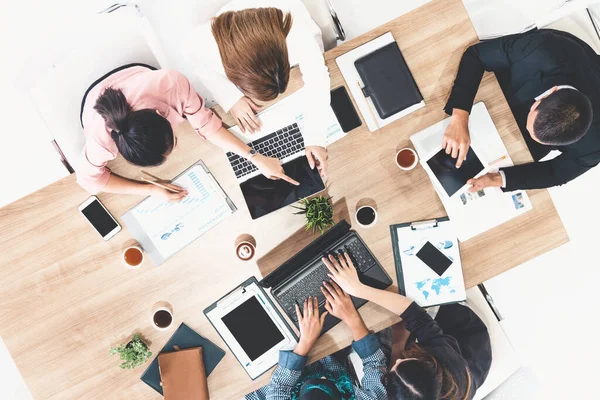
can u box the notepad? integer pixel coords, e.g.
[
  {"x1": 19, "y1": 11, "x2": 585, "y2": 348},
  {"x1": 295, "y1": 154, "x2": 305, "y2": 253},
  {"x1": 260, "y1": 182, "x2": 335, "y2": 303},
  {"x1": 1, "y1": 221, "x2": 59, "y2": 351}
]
[{"x1": 122, "y1": 161, "x2": 236, "y2": 265}]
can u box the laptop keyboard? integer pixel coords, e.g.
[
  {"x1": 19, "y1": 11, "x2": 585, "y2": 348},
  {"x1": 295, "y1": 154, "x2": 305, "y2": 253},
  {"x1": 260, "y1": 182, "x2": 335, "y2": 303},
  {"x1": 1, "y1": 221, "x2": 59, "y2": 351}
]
[
  {"x1": 226, "y1": 122, "x2": 304, "y2": 179},
  {"x1": 277, "y1": 237, "x2": 377, "y2": 322}
]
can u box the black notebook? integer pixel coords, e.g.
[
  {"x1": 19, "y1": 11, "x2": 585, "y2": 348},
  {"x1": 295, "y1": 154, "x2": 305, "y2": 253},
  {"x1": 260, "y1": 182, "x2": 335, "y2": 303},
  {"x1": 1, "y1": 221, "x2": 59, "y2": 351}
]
[
  {"x1": 140, "y1": 322, "x2": 226, "y2": 395},
  {"x1": 354, "y1": 42, "x2": 423, "y2": 119}
]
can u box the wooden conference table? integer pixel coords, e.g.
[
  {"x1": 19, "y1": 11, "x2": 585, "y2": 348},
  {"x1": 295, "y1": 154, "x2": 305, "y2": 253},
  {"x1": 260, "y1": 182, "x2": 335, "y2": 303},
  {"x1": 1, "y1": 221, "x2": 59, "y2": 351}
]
[{"x1": 0, "y1": 0, "x2": 568, "y2": 399}]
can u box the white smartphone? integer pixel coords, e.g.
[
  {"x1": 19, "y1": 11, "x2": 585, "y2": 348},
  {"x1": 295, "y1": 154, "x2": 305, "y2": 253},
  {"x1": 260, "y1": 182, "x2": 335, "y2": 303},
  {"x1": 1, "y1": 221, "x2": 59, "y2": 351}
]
[{"x1": 78, "y1": 196, "x2": 121, "y2": 241}]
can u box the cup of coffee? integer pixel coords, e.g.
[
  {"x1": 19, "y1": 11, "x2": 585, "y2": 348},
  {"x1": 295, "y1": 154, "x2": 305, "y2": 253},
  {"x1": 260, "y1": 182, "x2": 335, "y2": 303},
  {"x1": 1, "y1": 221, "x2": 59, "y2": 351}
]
[
  {"x1": 355, "y1": 206, "x2": 378, "y2": 228},
  {"x1": 395, "y1": 148, "x2": 418, "y2": 170},
  {"x1": 151, "y1": 301, "x2": 174, "y2": 331},
  {"x1": 235, "y1": 234, "x2": 256, "y2": 261},
  {"x1": 123, "y1": 245, "x2": 144, "y2": 269}
]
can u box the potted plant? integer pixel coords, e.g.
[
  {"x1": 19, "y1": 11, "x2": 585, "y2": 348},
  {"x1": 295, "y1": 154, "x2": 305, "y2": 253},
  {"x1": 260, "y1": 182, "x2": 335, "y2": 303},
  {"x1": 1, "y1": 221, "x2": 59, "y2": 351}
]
[
  {"x1": 110, "y1": 333, "x2": 152, "y2": 369},
  {"x1": 293, "y1": 196, "x2": 334, "y2": 235}
]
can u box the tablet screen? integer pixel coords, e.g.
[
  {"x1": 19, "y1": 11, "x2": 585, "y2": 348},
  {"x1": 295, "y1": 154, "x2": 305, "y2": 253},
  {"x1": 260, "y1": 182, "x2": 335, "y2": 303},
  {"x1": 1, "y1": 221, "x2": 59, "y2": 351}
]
[
  {"x1": 240, "y1": 156, "x2": 325, "y2": 219},
  {"x1": 221, "y1": 296, "x2": 284, "y2": 361},
  {"x1": 427, "y1": 148, "x2": 484, "y2": 197}
]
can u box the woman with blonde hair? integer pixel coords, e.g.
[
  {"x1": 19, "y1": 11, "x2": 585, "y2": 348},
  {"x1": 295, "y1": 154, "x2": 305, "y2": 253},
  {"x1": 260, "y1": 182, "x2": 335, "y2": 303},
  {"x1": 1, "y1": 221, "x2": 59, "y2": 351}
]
[{"x1": 186, "y1": 0, "x2": 330, "y2": 177}]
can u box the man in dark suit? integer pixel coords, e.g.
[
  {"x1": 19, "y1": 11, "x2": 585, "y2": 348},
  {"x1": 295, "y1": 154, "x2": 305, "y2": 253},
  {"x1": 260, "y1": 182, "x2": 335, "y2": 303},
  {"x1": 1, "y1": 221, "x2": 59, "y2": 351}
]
[{"x1": 442, "y1": 29, "x2": 597, "y2": 192}]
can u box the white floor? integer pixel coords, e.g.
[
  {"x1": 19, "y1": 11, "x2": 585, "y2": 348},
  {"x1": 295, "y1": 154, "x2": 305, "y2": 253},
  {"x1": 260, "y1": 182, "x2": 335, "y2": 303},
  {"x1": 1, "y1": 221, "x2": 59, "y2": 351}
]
[{"x1": 2, "y1": 1, "x2": 600, "y2": 398}]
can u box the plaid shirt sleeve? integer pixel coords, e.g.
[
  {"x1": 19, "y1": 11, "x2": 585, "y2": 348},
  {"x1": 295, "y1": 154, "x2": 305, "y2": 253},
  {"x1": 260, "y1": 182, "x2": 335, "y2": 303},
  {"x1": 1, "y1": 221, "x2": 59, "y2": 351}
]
[
  {"x1": 352, "y1": 334, "x2": 388, "y2": 400},
  {"x1": 266, "y1": 351, "x2": 307, "y2": 400}
]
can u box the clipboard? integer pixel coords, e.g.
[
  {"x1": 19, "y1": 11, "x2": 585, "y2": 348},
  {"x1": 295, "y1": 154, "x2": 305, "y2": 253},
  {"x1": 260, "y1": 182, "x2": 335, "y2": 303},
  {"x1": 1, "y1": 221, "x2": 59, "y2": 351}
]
[
  {"x1": 390, "y1": 217, "x2": 466, "y2": 307},
  {"x1": 122, "y1": 160, "x2": 236, "y2": 266},
  {"x1": 203, "y1": 277, "x2": 298, "y2": 380}
]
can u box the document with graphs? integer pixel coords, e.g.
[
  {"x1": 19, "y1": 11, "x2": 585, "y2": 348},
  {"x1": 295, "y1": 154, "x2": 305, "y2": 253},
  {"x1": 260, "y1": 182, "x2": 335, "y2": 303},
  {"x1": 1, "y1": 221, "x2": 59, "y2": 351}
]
[{"x1": 123, "y1": 161, "x2": 236, "y2": 265}]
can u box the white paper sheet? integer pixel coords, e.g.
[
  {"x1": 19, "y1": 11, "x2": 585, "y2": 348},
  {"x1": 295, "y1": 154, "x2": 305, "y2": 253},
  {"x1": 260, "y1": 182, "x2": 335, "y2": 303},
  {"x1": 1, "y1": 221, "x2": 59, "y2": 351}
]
[
  {"x1": 395, "y1": 221, "x2": 466, "y2": 307},
  {"x1": 131, "y1": 165, "x2": 234, "y2": 258}
]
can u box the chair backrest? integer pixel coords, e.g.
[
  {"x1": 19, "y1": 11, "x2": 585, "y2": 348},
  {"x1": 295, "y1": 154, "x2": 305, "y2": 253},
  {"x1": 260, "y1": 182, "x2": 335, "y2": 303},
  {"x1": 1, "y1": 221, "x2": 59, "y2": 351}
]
[
  {"x1": 26, "y1": 11, "x2": 160, "y2": 170},
  {"x1": 466, "y1": 286, "x2": 521, "y2": 400},
  {"x1": 301, "y1": 0, "x2": 339, "y2": 51}
]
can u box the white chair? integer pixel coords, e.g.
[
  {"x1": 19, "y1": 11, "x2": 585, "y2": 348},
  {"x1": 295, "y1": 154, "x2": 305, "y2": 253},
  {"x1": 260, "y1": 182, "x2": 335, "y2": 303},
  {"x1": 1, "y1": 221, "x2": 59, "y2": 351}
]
[
  {"x1": 537, "y1": 5, "x2": 600, "y2": 54},
  {"x1": 25, "y1": 6, "x2": 160, "y2": 172},
  {"x1": 467, "y1": 285, "x2": 521, "y2": 400}
]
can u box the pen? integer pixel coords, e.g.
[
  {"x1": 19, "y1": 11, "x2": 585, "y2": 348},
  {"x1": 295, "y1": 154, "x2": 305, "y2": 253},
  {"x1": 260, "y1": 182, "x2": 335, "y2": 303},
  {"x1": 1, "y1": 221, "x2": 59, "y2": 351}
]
[
  {"x1": 140, "y1": 171, "x2": 182, "y2": 193},
  {"x1": 355, "y1": 81, "x2": 380, "y2": 130},
  {"x1": 487, "y1": 155, "x2": 507, "y2": 167}
]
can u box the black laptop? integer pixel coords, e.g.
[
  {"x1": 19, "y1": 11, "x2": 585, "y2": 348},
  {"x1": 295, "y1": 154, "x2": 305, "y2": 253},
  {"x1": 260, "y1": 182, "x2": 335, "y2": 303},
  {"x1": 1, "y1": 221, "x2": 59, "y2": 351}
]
[{"x1": 260, "y1": 220, "x2": 392, "y2": 333}]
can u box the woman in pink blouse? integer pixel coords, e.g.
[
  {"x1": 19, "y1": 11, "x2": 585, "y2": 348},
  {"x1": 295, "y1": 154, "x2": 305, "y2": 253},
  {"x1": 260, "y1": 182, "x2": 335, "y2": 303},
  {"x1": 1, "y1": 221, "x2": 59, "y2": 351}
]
[{"x1": 78, "y1": 65, "x2": 297, "y2": 201}]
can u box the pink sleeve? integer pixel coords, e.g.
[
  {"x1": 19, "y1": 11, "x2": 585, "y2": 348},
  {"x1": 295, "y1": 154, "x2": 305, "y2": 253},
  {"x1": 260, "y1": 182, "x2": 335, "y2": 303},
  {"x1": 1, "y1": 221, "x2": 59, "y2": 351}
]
[
  {"x1": 76, "y1": 134, "x2": 115, "y2": 194},
  {"x1": 168, "y1": 70, "x2": 222, "y2": 138}
]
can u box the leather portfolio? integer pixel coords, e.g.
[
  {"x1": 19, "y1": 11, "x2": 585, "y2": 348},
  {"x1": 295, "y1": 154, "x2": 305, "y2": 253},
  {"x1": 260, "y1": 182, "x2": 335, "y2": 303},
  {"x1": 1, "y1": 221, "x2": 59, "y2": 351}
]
[
  {"x1": 354, "y1": 42, "x2": 423, "y2": 119},
  {"x1": 158, "y1": 347, "x2": 209, "y2": 400}
]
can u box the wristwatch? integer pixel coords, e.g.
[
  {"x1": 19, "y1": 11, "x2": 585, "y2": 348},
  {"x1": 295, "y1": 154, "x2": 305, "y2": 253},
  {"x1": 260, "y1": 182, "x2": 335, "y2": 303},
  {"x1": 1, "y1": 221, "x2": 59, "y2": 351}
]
[{"x1": 246, "y1": 148, "x2": 258, "y2": 159}]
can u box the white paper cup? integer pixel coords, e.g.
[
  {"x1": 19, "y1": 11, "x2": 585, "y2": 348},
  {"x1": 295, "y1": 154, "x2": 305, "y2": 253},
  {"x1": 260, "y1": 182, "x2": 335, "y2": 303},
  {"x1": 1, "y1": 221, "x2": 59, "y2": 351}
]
[
  {"x1": 355, "y1": 206, "x2": 378, "y2": 228},
  {"x1": 395, "y1": 148, "x2": 419, "y2": 171},
  {"x1": 122, "y1": 245, "x2": 144, "y2": 269}
]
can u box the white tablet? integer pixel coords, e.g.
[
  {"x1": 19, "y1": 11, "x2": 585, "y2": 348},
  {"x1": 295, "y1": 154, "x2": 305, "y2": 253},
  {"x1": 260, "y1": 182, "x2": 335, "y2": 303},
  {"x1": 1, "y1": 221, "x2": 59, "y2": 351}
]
[{"x1": 204, "y1": 277, "x2": 298, "y2": 380}]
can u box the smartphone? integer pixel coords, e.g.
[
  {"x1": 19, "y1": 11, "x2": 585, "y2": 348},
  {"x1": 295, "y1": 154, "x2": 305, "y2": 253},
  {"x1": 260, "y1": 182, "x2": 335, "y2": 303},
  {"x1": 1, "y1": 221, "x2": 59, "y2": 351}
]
[
  {"x1": 330, "y1": 86, "x2": 362, "y2": 132},
  {"x1": 416, "y1": 241, "x2": 453, "y2": 276},
  {"x1": 78, "y1": 196, "x2": 121, "y2": 241}
]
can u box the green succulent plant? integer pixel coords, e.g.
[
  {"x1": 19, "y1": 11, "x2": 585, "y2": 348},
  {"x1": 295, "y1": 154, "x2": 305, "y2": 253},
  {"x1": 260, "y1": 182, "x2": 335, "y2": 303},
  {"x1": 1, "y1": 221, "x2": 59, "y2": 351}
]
[
  {"x1": 110, "y1": 334, "x2": 152, "y2": 369},
  {"x1": 293, "y1": 196, "x2": 334, "y2": 235}
]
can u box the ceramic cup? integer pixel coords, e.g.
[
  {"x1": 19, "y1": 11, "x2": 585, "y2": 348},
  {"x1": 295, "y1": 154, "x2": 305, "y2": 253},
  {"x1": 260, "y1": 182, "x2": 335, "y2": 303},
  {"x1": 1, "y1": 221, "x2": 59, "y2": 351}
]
[
  {"x1": 355, "y1": 206, "x2": 378, "y2": 228},
  {"x1": 235, "y1": 234, "x2": 256, "y2": 261},
  {"x1": 122, "y1": 245, "x2": 144, "y2": 269},
  {"x1": 151, "y1": 301, "x2": 174, "y2": 331},
  {"x1": 395, "y1": 148, "x2": 419, "y2": 171}
]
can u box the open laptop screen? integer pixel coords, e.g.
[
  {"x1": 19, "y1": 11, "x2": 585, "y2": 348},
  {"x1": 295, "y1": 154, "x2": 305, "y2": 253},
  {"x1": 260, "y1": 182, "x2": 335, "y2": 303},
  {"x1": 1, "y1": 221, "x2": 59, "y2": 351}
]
[{"x1": 240, "y1": 156, "x2": 325, "y2": 219}]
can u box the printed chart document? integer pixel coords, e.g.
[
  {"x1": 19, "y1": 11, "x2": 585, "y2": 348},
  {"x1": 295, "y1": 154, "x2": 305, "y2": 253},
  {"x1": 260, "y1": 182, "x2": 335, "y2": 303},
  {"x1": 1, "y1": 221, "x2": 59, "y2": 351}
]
[
  {"x1": 122, "y1": 161, "x2": 236, "y2": 265},
  {"x1": 391, "y1": 219, "x2": 466, "y2": 307},
  {"x1": 411, "y1": 102, "x2": 532, "y2": 241}
]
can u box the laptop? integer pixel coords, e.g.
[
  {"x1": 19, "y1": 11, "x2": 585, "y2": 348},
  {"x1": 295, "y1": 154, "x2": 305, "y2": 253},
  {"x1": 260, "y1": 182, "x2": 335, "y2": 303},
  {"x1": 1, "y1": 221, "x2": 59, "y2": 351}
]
[
  {"x1": 226, "y1": 98, "x2": 325, "y2": 219},
  {"x1": 260, "y1": 220, "x2": 392, "y2": 333}
]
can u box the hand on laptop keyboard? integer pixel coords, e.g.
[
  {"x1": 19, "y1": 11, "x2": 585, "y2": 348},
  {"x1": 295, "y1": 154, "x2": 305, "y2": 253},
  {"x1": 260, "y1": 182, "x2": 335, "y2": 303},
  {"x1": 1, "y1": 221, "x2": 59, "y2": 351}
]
[{"x1": 322, "y1": 251, "x2": 363, "y2": 298}]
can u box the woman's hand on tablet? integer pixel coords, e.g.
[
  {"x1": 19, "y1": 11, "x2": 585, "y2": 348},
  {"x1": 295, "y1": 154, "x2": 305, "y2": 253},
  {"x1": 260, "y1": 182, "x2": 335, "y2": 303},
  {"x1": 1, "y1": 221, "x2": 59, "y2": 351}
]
[
  {"x1": 252, "y1": 154, "x2": 299, "y2": 185},
  {"x1": 294, "y1": 296, "x2": 327, "y2": 357}
]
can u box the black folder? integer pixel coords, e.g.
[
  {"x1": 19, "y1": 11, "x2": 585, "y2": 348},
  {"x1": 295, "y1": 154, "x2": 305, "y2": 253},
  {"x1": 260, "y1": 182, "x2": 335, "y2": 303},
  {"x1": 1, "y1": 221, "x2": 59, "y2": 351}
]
[
  {"x1": 140, "y1": 322, "x2": 225, "y2": 395},
  {"x1": 354, "y1": 42, "x2": 423, "y2": 119}
]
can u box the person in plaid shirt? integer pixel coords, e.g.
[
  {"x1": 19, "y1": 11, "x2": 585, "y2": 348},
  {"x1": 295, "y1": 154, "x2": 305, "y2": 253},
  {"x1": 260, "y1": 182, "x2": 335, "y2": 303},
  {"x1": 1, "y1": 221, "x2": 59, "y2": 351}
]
[{"x1": 246, "y1": 281, "x2": 388, "y2": 400}]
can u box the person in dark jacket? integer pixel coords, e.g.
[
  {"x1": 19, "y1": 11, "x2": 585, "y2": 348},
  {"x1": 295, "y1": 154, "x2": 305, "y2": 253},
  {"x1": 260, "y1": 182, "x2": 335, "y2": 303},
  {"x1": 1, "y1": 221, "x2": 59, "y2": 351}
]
[
  {"x1": 442, "y1": 29, "x2": 597, "y2": 192},
  {"x1": 323, "y1": 253, "x2": 492, "y2": 400}
]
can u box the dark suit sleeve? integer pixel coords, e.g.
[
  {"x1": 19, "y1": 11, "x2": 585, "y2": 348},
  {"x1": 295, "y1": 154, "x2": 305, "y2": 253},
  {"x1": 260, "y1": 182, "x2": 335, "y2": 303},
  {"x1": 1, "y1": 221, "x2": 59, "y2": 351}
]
[
  {"x1": 401, "y1": 302, "x2": 461, "y2": 354},
  {"x1": 444, "y1": 32, "x2": 542, "y2": 115},
  {"x1": 501, "y1": 153, "x2": 598, "y2": 191}
]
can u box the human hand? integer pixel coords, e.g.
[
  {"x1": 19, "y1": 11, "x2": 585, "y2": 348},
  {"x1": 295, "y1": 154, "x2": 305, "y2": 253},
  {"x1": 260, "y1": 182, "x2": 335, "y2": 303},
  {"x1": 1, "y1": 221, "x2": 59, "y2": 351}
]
[
  {"x1": 442, "y1": 109, "x2": 471, "y2": 168},
  {"x1": 467, "y1": 172, "x2": 503, "y2": 192},
  {"x1": 305, "y1": 146, "x2": 328, "y2": 177},
  {"x1": 148, "y1": 184, "x2": 188, "y2": 202},
  {"x1": 322, "y1": 252, "x2": 364, "y2": 297},
  {"x1": 322, "y1": 281, "x2": 368, "y2": 341},
  {"x1": 252, "y1": 154, "x2": 300, "y2": 185},
  {"x1": 230, "y1": 97, "x2": 262, "y2": 134},
  {"x1": 294, "y1": 296, "x2": 328, "y2": 356}
]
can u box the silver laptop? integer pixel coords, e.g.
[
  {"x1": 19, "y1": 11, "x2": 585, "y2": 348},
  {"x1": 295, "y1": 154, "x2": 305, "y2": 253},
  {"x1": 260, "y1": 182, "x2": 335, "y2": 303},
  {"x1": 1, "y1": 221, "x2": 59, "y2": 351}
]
[{"x1": 226, "y1": 95, "x2": 325, "y2": 219}]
